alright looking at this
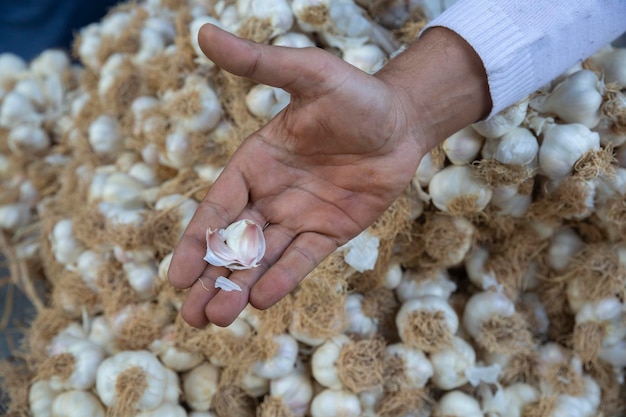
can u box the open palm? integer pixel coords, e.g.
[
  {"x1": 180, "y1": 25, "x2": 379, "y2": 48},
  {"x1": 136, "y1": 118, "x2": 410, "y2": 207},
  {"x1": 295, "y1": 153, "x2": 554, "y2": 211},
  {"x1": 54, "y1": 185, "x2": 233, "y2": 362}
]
[{"x1": 168, "y1": 24, "x2": 428, "y2": 327}]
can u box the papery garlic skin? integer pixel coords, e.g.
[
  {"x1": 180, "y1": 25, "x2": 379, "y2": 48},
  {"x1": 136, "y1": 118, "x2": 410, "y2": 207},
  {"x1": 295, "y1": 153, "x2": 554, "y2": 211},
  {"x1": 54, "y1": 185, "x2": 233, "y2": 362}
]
[
  {"x1": 395, "y1": 268, "x2": 456, "y2": 303},
  {"x1": 204, "y1": 219, "x2": 266, "y2": 270},
  {"x1": 150, "y1": 325, "x2": 204, "y2": 372}
]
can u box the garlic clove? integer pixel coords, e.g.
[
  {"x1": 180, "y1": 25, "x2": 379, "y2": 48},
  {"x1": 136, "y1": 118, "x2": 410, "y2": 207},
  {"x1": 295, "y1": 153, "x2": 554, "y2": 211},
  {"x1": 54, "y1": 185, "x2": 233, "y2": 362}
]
[{"x1": 204, "y1": 219, "x2": 266, "y2": 270}]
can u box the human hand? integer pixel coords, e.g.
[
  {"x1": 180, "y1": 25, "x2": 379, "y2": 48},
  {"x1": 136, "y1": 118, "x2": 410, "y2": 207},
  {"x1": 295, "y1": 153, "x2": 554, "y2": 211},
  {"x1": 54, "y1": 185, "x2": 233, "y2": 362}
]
[{"x1": 167, "y1": 24, "x2": 429, "y2": 328}]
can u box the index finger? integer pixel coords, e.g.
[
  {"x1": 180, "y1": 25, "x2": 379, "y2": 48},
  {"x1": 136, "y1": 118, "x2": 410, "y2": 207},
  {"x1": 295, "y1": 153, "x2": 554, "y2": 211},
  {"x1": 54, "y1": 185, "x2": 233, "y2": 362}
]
[{"x1": 168, "y1": 164, "x2": 248, "y2": 289}]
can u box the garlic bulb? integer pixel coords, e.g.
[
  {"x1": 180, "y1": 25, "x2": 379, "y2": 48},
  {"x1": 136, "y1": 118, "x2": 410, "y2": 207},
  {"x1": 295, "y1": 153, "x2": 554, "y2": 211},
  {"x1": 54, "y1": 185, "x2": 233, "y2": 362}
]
[
  {"x1": 493, "y1": 127, "x2": 539, "y2": 165},
  {"x1": 96, "y1": 350, "x2": 169, "y2": 412},
  {"x1": 245, "y1": 84, "x2": 290, "y2": 119},
  {"x1": 29, "y1": 380, "x2": 56, "y2": 417},
  {"x1": 88, "y1": 115, "x2": 122, "y2": 155},
  {"x1": 462, "y1": 291, "x2": 515, "y2": 341},
  {"x1": 51, "y1": 390, "x2": 105, "y2": 417},
  {"x1": 204, "y1": 218, "x2": 266, "y2": 270},
  {"x1": 272, "y1": 32, "x2": 316, "y2": 48},
  {"x1": 413, "y1": 150, "x2": 444, "y2": 188},
  {"x1": 538, "y1": 122, "x2": 600, "y2": 180},
  {"x1": 395, "y1": 295, "x2": 459, "y2": 353},
  {"x1": 311, "y1": 334, "x2": 351, "y2": 389},
  {"x1": 530, "y1": 70, "x2": 603, "y2": 128},
  {"x1": 345, "y1": 292, "x2": 378, "y2": 337},
  {"x1": 269, "y1": 365, "x2": 314, "y2": 417},
  {"x1": 150, "y1": 325, "x2": 204, "y2": 372},
  {"x1": 88, "y1": 315, "x2": 116, "y2": 355},
  {"x1": 123, "y1": 260, "x2": 159, "y2": 297},
  {"x1": 338, "y1": 229, "x2": 380, "y2": 272},
  {"x1": 237, "y1": 0, "x2": 294, "y2": 37},
  {"x1": 0, "y1": 91, "x2": 41, "y2": 127},
  {"x1": 0, "y1": 52, "x2": 26, "y2": 87},
  {"x1": 342, "y1": 43, "x2": 386, "y2": 74},
  {"x1": 434, "y1": 390, "x2": 483, "y2": 417},
  {"x1": 135, "y1": 402, "x2": 188, "y2": 417},
  {"x1": 395, "y1": 268, "x2": 456, "y2": 303},
  {"x1": 546, "y1": 227, "x2": 585, "y2": 271},
  {"x1": 472, "y1": 99, "x2": 528, "y2": 139},
  {"x1": 480, "y1": 383, "x2": 539, "y2": 417},
  {"x1": 428, "y1": 165, "x2": 492, "y2": 214},
  {"x1": 588, "y1": 45, "x2": 626, "y2": 87},
  {"x1": 384, "y1": 343, "x2": 433, "y2": 389},
  {"x1": 49, "y1": 219, "x2": 85, "y2": 268},
  {"x1": 8, "y1": 124, "x2": 51, "y2": 154},
  {"x1": 253, "y1": 333, "x2": 299, "y2": 379},
  {"x1": 310, "y1": 388, "x2": 361, "y2": 417},
  {"x1": 429, "y1": 336, "x2": 476, "y2": 390},
  {"x1": 442, "y1": 126, "x2": 484, "y2": 165},
  {"x1": 182, "y1": 362, "x2": 220, "y2": 411},
  {"x1": 189, "y1": 16, "x2": 223, "y2": 67},
  {"x1": 490, "y1": 185, "x2": 532, "y2": 217},
  {"x1": 0, "y1": 203, "x2": 33, "y2": 231},
  {"x1": 47, "y1": 334, "x2": 104, "y2": 391}
]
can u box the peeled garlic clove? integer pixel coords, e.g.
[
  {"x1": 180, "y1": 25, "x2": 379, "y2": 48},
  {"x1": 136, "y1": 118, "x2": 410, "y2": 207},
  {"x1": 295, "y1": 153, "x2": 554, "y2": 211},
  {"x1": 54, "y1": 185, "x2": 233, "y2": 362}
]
[{"x1": 204, "y1": 219, "x2": 266, "y2": 270}]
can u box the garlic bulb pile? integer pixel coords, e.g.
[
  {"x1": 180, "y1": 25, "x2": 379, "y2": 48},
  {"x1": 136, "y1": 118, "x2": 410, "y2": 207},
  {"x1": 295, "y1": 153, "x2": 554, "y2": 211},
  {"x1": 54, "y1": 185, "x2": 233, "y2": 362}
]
[{"x1": 1, "y1": 1, "x2": 626, "y2": 417}]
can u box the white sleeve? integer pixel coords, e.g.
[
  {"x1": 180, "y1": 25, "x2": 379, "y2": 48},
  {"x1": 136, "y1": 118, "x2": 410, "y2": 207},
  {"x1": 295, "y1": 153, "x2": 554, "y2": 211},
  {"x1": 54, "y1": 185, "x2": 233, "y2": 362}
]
[{"x1": 424, "y1": 0, "x2": 626, "y2": 117}]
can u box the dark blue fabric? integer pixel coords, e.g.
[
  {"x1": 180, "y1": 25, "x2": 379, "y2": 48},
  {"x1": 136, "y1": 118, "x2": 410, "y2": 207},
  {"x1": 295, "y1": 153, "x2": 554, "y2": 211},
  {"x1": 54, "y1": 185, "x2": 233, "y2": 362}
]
[{"x1": 0, "y1": 0, "x2": 120, "y2": 61}]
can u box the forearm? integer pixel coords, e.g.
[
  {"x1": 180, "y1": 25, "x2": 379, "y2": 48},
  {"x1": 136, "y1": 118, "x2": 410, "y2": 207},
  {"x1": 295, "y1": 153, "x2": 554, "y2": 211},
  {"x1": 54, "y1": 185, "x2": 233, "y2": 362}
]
[{"x1": 374, "y1": 27, "x2": 491, "y2": 152}]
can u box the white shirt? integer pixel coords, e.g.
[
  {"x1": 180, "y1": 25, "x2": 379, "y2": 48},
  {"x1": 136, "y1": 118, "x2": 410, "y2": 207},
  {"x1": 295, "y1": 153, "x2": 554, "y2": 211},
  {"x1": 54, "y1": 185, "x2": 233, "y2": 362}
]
[{"x1": 426, "y1": 0, "x2": 626, "y2": 117}]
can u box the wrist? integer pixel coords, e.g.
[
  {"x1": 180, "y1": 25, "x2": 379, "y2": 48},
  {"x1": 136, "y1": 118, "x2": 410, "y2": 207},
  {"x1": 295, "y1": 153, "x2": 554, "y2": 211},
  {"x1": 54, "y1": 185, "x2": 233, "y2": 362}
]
[{"x1": 375, "y1": 27, "x2": 491, "y2": 152}]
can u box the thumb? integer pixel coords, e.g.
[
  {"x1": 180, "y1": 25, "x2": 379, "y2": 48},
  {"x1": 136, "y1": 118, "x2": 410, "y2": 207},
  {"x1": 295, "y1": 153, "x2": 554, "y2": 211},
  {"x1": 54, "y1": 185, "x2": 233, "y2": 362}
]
[{"x1": 198, "y1": 23, "x2": 350, "y2": 96}]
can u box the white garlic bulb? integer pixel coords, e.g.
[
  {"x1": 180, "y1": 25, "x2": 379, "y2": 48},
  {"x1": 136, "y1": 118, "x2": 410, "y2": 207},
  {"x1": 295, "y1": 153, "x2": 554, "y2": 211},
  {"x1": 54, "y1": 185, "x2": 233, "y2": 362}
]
[
  {"x1": 462, "y1": 291, "x2": 515, "y2": 340},
  {"x1": 384, "y1": 343, "x2": 433, "y2": 389},
  {"x1": 270, "y1": 365, "x2": 314, "y2": 417},
  {"x1": 435, "y1": 390, "x2": 483, "y2": 417},
  {"x1": 429, "y1": 165, "x2": 492, "y2": 214},
  {"x1": 531, "y1": 70, "x2": 603, "y2": 128},
  {"x1": 493, "y1": 127, "x2": 539, "y2": 165},
  {"x1": 182, "y1": 362, "x2": 220, "y2": 411},
  {"x1": 311, "y1": 334, "x2": 351, "y2": 390},
  {"x1": 538, "y1": 122, "x2": 600, "y2": 180},
  {"x1": 472, "y1": 99, "x2": 528, "y2": 139},
  {"x1": 253, "y1": 333, "x2": 299, "y2": 379},
  {"x1": 51, "y1": 390, "x2": 105, "y2": 417},
  {"x1": 429, "y1": 336, "x2": 476, "y2": 390},
  {"x1": 96, "y1": 350, "x2": 169, "y2": 411},
  {"x1": 47, "y1": 334, "x2": 105, "y2": 391},
  {"x1": 88, "y1": 115, "x2": 122, "y2": 155},
  {"x1": 245, "y1": 84, "x2": 290, "y2": 119},
  {"x1": 442, "y1": 126, "x2": 484, "y2": 165},
  {"x1": 310, "y1": 388, "x2": 361, "y2": 417}
]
